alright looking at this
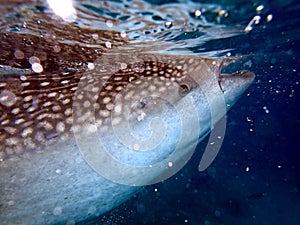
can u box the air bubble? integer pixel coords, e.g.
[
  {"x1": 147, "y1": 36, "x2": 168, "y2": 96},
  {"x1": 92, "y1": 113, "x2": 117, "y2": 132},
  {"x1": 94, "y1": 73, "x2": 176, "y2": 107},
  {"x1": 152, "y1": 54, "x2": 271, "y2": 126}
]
[
  {"x1": 218, "y1": 10, "x2": 227, "y2": 17},
  {"x1": 164, "y1": 21, "x2": 172, "y2": 28},
  {"x1": 263, "y1": 106, "x2": 270, "y2": 114},
  {"x1": 195, "y1": 10, "x2": 201, "y2": 17},
  {"x1": 266, "y1": 14, "x2": 273, "y2": 22},
  {"x1": 256, "y1": 5, "x2": 264, "y2": 13},
  {"x1": 14, "y1": 50, "x2": 25, "y2": 59},
  {"x1": 120, "y1": 63, "x2": 127, "y2": 70},
  {"x1": 29, "y1": 56, "x2": 40, "y2": 64},
  {"x1": 32, "y1": 62, "x2": 43, "y2": 73}
]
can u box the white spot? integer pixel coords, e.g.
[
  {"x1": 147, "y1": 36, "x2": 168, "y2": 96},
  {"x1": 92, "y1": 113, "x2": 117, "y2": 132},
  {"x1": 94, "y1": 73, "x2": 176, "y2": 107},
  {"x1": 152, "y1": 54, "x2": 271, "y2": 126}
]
[
  {"x1": 11, "y1": 108, "x2": 21, "y2": 114},
  {"x1": 7, "y1": 200, "x2": 16, "y2": 206},
  {"x1": 92, "y1": 87, "x2": 100, "y2": 93},
  {"x1": 64, "y1": 108, "x2": 72, "y2": 116},
  {"x1": 62, "y1": 98, "x2": 71, "y2": 105},
  {"x1": 21, "y1": 127, "x2": 33, "y2": 138},
  {"x1": 24, "y1": 95, "x2": 33, "y2": 102},
  {"x1": 245, "y1": 166, "x2": 250, "y2": 172},
  {"x1": 0, "y1": 82, "x2": 6, "y2": 87},
  {"x1": 106, "y1": 20, "x2": 113, "y2": 28},
  {"x1": 52, "y1": 105, "x2": 61, "y2": 112},
  {"x1": 87, "y1": 62, "x2": 95, "y2": 70},
  {"x1": 27, "y1": 106, "x2": 37, "y2": 112},
  {"x1": 83, "y1": 100, "x2": 91, "y2": 108},
  {"x1": 120, "y1": 31, "x2": 127, "y2": 38},
  {"x1": 99, "y1": 110, "x2": 110, "y2": 118},
  {"x1": 53, "y1": 206, "x2": 63, "y2": 215},
  {"x1": 106, "y1": 103, "x2": 114, "y2": 110},
  {"x1": 4, "y1": 127, "x2": 16, "y2": 135},
  {"x1": 55, "y1": 169, "x2": 62, "y2": 174},
  {"x1": 21, "y1": 82, "x2": 30, "y2": 87},
  {"x1": 92, "y1": 33, "x2": 99, "y2": 40},
  {"x1": 76, "y1": 94, "x2": 83, "y2": 100},
  {"x1": 14, "y1": 50, "x2": 24, "y2": 59},
  {"x1": 61, "y1": 80, "x2": 70, "y2": 84},
  {"x1": 103, "y1": 96, "x2": 111, "y2": 104},
  {"x1": 53, "y1": 45, "x2": 61, "y2": 53},
  {"x1": 137, "y1": 111, "x2": 146, "y2": 121},
  {"x1": 41, "y1": 81, "x2": 50, "y2": 86},
  {"x1": 0, "y1": 90, "x2": 17, "y2": 107},
  {"x1": 20, "y1": 76, "x2": 27, "y2": 82},
  {"x1": 114, "y1": 104, "x2": 122, "y2": 114},
  {"x1": 133, "y1": 144, "x2": 140, "y2": 151},
  {"x1": 40, "y1": 121, "x2": 53, "y2": 130},
  {"x1": 168, "y1": 161, "x2": 173, "y2": 167},
  {"x1": 48, "y1": 92, "x2": 57, "y2": 98},
  {"x1": 120, "y1": 62, "x2": 127, "y2": 69},
  {"x1": 15, "y1": 118, "x2": 25, "y2": 125},
  {"x1": 105, "y1": 41, "x2": 112, "y2": 48},
  {"x1": 195, "y1": 9, "x2": 201, "y2": 17},
  {"x1": 56, "y1": 122, "x2": 65, "y2": 133},
  {"x1": 43, "y1": 101, "x2": 52, "y2": 107},
  {"x1": 32, "y1": 63, "x2": 43, "y2": 73}
]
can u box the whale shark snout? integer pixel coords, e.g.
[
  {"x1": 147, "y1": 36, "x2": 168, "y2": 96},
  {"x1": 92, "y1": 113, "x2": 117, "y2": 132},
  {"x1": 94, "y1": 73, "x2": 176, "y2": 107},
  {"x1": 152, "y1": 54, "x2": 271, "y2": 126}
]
[{"x1": 220, "y1": 70, "x2": 255, "y2": 106}]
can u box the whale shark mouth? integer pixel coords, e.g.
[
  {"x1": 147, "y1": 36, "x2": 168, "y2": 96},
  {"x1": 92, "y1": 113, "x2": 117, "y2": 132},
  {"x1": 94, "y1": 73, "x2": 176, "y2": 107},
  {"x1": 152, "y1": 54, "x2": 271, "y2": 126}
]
[{"x1": 219, "y1": 70, "x2": 255, "y2": 93}]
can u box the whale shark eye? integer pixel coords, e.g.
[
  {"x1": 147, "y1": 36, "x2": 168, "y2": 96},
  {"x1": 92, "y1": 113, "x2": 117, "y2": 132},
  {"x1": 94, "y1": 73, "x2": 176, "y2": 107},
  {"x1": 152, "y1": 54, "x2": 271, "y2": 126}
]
[{"x1": 178, "y1": 84, "x2": 190, "y2": 96}]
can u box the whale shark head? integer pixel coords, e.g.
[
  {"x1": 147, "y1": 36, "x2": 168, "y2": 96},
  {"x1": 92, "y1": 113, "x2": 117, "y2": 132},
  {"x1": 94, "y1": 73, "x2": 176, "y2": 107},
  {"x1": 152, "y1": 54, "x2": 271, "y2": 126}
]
[
  {"x1": 0, "y1": 35, "x2": 254, "y2": 184},
  {"x1": 69, "y1": 49, "x2": 255, "y2": 185}
]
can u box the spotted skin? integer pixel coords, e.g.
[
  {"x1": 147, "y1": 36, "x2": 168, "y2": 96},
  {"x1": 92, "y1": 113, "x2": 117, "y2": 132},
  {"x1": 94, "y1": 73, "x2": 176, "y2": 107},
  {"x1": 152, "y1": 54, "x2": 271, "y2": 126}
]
[
  {"x1": 0, "y1": 44, "x2": 208, "y2": 159},
  {"x1": 0, "y1": 1, "x2": 225, "y2": 160}
]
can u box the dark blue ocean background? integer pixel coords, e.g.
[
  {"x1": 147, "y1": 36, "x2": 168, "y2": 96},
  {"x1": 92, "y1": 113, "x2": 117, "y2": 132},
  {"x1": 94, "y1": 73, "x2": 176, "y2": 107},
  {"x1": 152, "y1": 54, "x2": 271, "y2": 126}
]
[{"x1": 79, "y1": 0, "x2": 300, "y2": 224}]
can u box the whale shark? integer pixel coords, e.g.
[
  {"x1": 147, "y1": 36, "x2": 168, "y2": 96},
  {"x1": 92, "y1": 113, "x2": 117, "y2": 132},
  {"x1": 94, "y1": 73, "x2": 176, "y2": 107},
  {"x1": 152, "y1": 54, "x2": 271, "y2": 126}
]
[{"x1": 0, "y1": 1, "x2": 254, "y2": 224}]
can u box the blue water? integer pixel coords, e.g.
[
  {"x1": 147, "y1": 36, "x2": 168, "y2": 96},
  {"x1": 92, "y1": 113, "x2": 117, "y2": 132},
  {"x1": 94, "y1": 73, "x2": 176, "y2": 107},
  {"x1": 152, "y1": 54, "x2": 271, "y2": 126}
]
[
  {"x1": 80, "y1": 0, "x2": 300, "y2": 224},
  {"x1": 1, "y1": 0, "x2": 299, "y2": 224}
]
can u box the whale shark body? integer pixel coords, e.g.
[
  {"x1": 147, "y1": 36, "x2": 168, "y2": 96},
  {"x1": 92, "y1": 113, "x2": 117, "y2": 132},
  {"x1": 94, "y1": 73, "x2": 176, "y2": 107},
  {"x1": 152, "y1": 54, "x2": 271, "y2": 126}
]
[{"x1": 0, "y1": 1, "x2": 254, "y2": 224}]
